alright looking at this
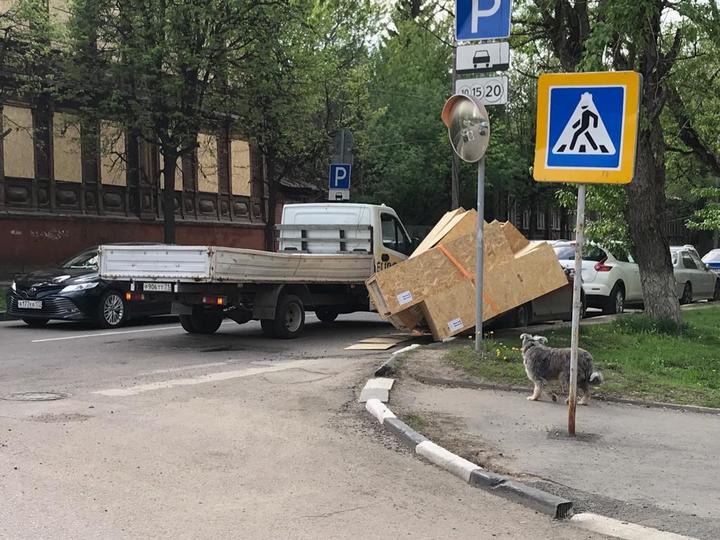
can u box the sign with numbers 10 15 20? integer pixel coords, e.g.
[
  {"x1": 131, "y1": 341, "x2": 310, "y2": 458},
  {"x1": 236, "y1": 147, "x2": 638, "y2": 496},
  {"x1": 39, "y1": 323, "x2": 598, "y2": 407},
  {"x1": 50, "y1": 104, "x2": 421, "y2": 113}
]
[{"x1": 455, "y1": 75, "x2": 508, "y2": 106}]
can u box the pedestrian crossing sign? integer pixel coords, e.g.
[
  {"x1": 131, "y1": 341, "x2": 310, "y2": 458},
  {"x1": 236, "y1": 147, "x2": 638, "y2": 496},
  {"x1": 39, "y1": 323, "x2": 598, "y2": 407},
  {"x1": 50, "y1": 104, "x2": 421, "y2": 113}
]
[{"x1": 533, "y1": 71, "x2": 642, "y2": 184}]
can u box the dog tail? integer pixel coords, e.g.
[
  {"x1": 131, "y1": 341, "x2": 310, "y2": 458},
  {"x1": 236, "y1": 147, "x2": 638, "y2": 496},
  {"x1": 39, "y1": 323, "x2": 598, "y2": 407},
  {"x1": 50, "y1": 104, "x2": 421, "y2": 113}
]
[{"x1": 589, "y1": 371, "x2": 604, "y2": 385}]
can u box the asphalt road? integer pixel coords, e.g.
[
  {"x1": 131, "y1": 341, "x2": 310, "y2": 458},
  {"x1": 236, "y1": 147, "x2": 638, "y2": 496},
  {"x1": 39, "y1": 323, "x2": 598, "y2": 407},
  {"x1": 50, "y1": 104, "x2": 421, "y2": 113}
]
[{"x1": 0, "y1": 314, "x2": 605, "y2": 539}]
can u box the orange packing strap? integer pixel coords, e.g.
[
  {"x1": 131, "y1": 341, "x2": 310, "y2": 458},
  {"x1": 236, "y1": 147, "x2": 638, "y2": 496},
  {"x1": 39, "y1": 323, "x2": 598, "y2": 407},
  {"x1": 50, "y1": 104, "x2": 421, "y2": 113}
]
[{"x1": 437, "y1": 244, "x2": 500, "y2": 315}]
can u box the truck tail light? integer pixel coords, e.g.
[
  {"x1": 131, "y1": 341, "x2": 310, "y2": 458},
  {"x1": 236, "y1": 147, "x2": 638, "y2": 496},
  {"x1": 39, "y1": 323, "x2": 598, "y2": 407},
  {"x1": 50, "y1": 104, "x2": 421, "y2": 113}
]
[
  {"x1": 594, "y1": 259, "x2": 613, "y2": 272},
  {"x1": 125, "y1": 292, "x2": 145, "y2": 301},
  {"x1": 202, "y1": 296, "x2": 226, "y2": 306}
]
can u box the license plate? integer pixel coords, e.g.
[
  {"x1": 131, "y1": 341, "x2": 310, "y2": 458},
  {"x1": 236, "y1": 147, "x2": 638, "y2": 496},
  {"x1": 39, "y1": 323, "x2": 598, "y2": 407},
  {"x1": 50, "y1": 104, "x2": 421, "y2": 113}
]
[
  {"x1": 143, "y1": 282, "x2": 172, "y2": 292},
  {"x1": 18, "y1": 300, "x2": 42, "y2": 309}
]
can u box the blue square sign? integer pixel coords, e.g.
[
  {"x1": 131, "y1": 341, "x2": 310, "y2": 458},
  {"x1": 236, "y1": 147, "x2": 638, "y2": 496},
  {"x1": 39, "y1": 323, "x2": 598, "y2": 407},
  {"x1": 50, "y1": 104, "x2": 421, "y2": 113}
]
[
  {"x1": 456, "y1": 0, "x2": 513, "y2": 41},
  {"x1": 329, "y1": 163, "x2": 351, "y2": 190}
]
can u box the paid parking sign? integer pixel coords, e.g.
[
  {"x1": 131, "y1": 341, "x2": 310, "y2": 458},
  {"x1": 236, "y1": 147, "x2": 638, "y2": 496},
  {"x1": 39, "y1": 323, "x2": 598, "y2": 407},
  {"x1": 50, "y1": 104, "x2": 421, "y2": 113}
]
[
  {"x1": 456, "y1": 0, "x2": 513, "y2": 41},
  {"x1": 533, "y1": 71, "x2": 642, "y2": 184}
]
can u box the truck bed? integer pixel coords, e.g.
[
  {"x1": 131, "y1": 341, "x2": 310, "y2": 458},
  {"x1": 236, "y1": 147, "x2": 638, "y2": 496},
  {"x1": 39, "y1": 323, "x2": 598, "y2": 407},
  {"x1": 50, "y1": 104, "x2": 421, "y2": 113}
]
[{"x1": 98, "y1": 244, "x2": 374, "y2": 284}]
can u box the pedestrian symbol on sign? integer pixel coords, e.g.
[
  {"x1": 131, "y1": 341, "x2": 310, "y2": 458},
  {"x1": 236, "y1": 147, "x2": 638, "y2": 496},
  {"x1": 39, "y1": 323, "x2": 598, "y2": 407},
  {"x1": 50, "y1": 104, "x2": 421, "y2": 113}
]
[{"x1": 552, "y1": 92, "x2": 616, "y2": 155}]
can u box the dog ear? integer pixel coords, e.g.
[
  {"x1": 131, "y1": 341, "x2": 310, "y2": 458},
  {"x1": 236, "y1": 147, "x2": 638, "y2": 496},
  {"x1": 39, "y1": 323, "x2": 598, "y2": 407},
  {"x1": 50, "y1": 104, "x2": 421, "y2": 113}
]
[
  {"x1": 535, "y1": 336, "x2": 548, "y2": 344},
  {"x1": 520, "y1": 333, "x2": 530, "y2": 340}
]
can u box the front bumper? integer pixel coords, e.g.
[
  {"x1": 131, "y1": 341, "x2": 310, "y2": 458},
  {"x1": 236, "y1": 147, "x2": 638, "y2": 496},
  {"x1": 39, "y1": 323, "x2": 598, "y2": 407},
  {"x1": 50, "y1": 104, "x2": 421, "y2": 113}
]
[{"x1": 6, "y1": 291, "x2": 90, "y2": 321}]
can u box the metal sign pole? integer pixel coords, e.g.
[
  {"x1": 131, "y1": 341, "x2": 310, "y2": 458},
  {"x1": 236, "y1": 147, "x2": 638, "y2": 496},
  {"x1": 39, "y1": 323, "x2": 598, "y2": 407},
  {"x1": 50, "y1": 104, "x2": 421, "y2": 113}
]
[
  {"x1": 475, "y1": 157, "x2": 485, "y2": 353},
  {"x1": 451, "y1": 40, "x2": 460, "y2": 210},
  {"x1": 568, "y1": 183, "x2": 586, "y2": 436}
]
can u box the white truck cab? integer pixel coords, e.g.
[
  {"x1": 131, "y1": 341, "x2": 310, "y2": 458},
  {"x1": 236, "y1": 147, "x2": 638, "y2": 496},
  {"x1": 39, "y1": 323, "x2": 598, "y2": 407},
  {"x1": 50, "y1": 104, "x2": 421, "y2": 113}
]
[{"x1": 280, "y1": 203, "x2": 414, "y2": 273}]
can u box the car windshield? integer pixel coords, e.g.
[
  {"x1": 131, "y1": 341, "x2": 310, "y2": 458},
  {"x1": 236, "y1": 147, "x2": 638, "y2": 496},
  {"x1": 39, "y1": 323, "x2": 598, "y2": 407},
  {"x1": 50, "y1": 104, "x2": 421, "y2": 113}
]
[
  {"x1": 553, "y1": 245, "x2": 607, "y2": 262},
  {"x1": 61, "y1": 250, "x2": 99, "y2": 269}
]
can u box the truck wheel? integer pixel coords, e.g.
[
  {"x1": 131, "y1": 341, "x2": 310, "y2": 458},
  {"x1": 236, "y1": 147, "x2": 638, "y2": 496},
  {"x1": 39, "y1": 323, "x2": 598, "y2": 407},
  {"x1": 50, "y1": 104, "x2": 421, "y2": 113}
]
[
  {"x1": 315, "y1": 309, "x2": 338, "y2": 323},
  {"x1": 179, "y1": 311, "x2": 223, "y2": 334},
  {"x1": 514, "y1": 303, "x2": 532, "y2": 327},
  {"x1": 270, "y1": 294, "x2": 305, "y2": 339}
]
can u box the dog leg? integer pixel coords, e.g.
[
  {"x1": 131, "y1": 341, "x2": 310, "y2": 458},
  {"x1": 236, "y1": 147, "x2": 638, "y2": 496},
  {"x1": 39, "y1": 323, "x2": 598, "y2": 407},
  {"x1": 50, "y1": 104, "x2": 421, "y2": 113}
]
[
  {"x1": 579, "y1": 385, "x2": 591, "y2": 405},
  {"x1": 527, "y1": 381, "x2": 544, "y2": 401}
]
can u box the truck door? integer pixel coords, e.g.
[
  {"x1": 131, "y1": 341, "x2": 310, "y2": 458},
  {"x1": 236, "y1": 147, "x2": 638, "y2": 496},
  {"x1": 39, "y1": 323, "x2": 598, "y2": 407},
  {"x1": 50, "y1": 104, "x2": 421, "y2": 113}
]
[{"x1": 377, "y1": 212, "x2": 411, "y2": 273}]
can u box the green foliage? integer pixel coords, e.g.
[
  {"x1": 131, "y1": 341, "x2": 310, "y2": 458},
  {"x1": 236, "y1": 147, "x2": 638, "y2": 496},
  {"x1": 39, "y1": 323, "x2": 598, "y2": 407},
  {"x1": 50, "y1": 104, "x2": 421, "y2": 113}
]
[{"x1": 446, "y1": 306, "x2": 720, "y2": 407}]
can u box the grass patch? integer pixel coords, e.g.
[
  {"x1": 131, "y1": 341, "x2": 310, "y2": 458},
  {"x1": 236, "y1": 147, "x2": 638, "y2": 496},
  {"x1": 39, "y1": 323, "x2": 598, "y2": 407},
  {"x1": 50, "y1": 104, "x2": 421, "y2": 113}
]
[
  {"x1": 0, "y1": 293, "x2": 5, "y2": 312},
  {"x1": 447, "y1": 307, "x2": 720, "y2": 408}
]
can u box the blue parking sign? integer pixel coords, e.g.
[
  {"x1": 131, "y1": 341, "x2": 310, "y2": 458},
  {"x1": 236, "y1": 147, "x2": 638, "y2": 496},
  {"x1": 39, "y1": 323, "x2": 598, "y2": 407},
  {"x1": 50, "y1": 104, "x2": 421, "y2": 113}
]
[
  {"x1": 456, "y1": 0, "x2": 513, "y2": 41},
  {"x1": 329, "y1": 163, "x2": 351, "y2": 190}
]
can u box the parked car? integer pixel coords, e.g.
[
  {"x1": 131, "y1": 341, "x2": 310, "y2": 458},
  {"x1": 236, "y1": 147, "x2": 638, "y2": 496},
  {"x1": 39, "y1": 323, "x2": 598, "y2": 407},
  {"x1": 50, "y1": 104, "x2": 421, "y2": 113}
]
[
  {"x1": 6, "y1": 246, "x2": 171, "y2": 328},
  {"x1": 553, "y1": 241, "x2": 643, "y2": 314},
  {"x1": 496, "y1": 269, "x2": 585, "y2": 328},
  {"x1": 671, "y1": 246, "x2": 720, "y2": 303},
  {"x1": 701, "y1": 248, "x2": 720, "y2": 275}
]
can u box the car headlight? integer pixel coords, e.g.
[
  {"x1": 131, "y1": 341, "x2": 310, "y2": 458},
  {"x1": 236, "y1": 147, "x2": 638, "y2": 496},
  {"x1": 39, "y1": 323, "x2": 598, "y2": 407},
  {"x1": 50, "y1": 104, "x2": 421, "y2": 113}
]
[
  {"x1": 60, "y1": 282, "x2": 100, "y2": 293},
  {"x1": 11, "y1": 280, "x2": 16, "y2": 291}
]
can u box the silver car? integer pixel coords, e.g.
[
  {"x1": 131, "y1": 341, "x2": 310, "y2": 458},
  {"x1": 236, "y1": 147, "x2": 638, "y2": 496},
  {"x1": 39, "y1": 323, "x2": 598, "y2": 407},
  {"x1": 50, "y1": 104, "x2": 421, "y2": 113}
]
[{"x1": 671, "y1": 246, "x2": 720, "y2": 303}]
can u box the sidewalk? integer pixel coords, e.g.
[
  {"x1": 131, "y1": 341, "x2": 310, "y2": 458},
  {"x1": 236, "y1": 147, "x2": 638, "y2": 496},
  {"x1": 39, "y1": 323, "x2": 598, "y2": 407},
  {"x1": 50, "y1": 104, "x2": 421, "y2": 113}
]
[{"x1": 392, "y1": 349, "x2": 720, "y2": 540}]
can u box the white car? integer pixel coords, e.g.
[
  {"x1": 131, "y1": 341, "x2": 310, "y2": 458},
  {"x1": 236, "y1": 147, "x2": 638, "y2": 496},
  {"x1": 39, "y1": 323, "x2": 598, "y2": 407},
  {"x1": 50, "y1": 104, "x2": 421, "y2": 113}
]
[
  {"x1": 701, "y1": 248, "x2": 720, "y2": 276},
  {"x1": 671, "y1": 246, "x2": 720, "y2": 303},
  {"x1": 553, "y1": 242, "x2": 643, "y2": 314}
]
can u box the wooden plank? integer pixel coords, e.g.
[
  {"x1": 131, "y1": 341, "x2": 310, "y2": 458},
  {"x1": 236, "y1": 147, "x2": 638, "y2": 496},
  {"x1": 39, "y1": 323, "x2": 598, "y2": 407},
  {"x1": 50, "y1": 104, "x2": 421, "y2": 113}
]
[
  {"x1": 357, "y1": 336, "x2": 412, "y2": 344},
  {"x1": 345, "y1": 342, "x2": 400, "y2": 350},
  {"x1": 410, "y1": 208, "x2": 466, "y2": 258}
]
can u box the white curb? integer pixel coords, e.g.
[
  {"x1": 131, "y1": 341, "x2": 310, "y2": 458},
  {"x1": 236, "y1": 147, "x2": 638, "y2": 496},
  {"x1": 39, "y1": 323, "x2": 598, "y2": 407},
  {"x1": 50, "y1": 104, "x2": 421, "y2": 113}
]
[
  {"x1": 415, "y1": 440, "x2": 479, "y2": 482},
  {"x1": 571, "y1": 513, "x2": 698, "y2": 540},
  {"x1": 365, "y1": 398, "x2": 396, "y2": 424}
]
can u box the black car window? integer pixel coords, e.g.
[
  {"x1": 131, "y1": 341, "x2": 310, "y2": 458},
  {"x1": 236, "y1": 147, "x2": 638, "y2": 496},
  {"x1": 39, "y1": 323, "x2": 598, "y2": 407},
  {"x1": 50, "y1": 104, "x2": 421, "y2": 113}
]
[
  {"x1": 62, "y1": 250, "x2": 99, "y2": 269},
  {"x1": 682, "y1": 253, "x2": 697, "y2": 270},
  {"x1": 553, "y1": 245, "x2": 606, "y2": 261}
]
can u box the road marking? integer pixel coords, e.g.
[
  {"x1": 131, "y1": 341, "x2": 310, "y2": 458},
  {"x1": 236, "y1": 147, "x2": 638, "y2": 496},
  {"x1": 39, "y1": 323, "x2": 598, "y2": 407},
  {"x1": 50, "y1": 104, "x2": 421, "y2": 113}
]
[
  {"x1": 143, "y1": 362, "x2": 229, "y2": 375},
  {"x1": 30, "y1": 320, "x2": 235, "y2": 343},
  {"x1": 571, "y1": 512, "x2": 697, "y2": 540},
  {"x1": 31, "y1": 325, "x2": 182, "y2": 343},
  {"x1": 93, "y1": 359, "x2": 321, "y2": 397}
]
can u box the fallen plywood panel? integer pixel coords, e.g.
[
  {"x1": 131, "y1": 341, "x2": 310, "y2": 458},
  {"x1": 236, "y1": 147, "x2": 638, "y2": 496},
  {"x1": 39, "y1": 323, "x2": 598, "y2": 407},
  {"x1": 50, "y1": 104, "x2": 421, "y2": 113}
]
[{"x1": 410, "y1": 208, "x2": 466, "y2": 258}]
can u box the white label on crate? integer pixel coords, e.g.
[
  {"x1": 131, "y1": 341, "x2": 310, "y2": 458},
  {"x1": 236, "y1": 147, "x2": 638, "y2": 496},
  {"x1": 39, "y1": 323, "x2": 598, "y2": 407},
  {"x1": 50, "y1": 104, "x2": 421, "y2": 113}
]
[
  {"x1": 447, "y1": 317, "x2": 465, "y2": 332},
  {"x1": 396, "y1": 291, "x2": 413, "y2": 305}
]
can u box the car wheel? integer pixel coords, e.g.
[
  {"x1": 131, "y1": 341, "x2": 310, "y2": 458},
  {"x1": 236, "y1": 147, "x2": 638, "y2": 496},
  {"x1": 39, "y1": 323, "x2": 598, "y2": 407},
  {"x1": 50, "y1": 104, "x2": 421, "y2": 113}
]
[
  {"x1": 514, "y1": 303, "x2": 532, "y2": 328},
  {"x1": 97, "y1": 291, "x2": 126, "y2": 328},
  {"x1": 603, "y1": 284, "x2": 625, "y2": 315},
  {"x1": 680, "y1": 282, "x2": 693, "y2": 305},
  {"x1": 179, "y1": 311, "x2": 223, "y2": 334},
  {"x1": 22, "y1": 318, "x2": 49, "y2": 328},
  {"x1": 270, "y1": 294, "x2": 305, "y2": 339},
  {"x1": 712, "y1": 281, "x2": 720, "y2": 302},
  {"x1": 315, "y1": 309, "x2": 339, "y2": 323}
]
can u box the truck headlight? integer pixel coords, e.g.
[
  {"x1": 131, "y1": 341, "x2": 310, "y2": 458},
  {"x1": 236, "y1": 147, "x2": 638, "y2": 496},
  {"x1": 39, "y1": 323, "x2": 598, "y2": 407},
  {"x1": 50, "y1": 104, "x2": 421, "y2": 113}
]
[{"x1": 60, "y1": 282, "x2": 99, "y2": 293}]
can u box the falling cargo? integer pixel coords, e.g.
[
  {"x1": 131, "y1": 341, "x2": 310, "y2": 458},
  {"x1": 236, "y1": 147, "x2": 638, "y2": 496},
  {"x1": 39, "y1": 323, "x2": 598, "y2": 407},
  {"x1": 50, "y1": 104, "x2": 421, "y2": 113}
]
[{"x1": 366, "y1": 209, "x2": 569, "y2": 341}]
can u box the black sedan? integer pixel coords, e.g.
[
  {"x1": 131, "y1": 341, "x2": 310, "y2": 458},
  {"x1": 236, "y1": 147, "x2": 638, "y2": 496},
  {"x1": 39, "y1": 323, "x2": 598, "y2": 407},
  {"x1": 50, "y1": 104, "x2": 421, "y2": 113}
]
[{"x1": 7, "y1": 247, "x2": 170, "y2": 328}]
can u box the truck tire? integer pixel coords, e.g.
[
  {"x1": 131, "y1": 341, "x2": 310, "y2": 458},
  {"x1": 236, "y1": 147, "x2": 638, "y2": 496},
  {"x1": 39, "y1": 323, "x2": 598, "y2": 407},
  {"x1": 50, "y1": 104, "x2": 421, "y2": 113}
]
[
  {"x1": 179, "y1": 311, "x2": 223, "y2": 334},
  {"x1": 315, "y1": 309, "x2": 338, "y2": 323},
  {"x1": 266, "y1": 294, "x2": 305, "y2": 339}
]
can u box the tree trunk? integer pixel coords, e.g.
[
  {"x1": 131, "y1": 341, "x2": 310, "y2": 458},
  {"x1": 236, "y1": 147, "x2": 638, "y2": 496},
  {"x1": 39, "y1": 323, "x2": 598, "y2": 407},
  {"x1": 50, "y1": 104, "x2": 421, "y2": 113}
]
[
  {"x1": 624, "y1": 118, "x2": 681, "y2": 324},
  {"x1": 163, "y1": 147, "x2": 177, "y2": 244}
]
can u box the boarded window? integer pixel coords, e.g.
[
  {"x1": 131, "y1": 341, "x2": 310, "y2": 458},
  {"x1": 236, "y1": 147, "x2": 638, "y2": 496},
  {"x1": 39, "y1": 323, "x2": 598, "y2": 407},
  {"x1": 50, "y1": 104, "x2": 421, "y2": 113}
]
[
  {"x1": 100, "y1": 122, "x2": 126, "y2": 186},
  {"x1": 197, "y1": 133, "x2": 218, "y2": 193},
  {"x1": 230, "y1": 139, "x2": 251, "y2": 196},
  {"x1": 53, "y1": 113, "x2": 82, "y2": 183},
  {"x1": 3, "y1": 105, "x2": 35, "y2": 179}
]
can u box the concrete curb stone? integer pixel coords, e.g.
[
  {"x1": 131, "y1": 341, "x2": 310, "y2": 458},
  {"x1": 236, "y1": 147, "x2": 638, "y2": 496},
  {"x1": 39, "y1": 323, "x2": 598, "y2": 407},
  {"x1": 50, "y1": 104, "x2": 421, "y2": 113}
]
[{"x1": 364, "y1": 397, "x2": 573, "y2": 520}]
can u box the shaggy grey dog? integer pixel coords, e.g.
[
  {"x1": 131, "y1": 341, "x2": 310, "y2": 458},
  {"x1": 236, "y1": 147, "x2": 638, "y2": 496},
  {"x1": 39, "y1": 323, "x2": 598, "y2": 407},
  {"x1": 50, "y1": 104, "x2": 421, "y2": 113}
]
[{"x1": 520, "y1": 333, "x2": 604, "y2": 405}]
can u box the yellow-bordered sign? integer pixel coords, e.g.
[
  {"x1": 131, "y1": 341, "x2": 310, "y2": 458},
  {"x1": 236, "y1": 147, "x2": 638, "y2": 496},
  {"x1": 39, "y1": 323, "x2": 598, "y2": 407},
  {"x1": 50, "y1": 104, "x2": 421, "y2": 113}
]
[{"x1": 533, "y1": 71, "x2": 642, "y2": 184}]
